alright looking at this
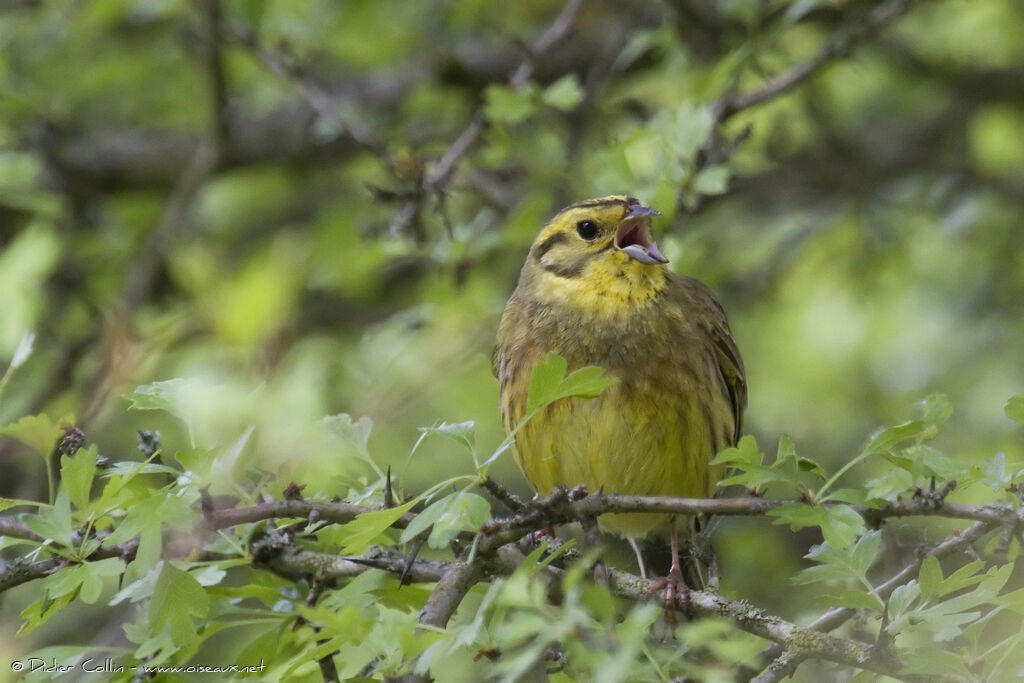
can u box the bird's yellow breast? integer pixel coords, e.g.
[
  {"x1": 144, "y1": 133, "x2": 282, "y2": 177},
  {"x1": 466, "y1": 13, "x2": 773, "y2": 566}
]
[{"x1": 496, "y1": 300, "x2": 733, "y2": 539}]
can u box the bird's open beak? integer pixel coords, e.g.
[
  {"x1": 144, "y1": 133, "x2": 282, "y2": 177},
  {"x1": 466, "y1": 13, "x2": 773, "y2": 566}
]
[{"x1": 614, "y1": 204, "x2": 668, "y2": 264}]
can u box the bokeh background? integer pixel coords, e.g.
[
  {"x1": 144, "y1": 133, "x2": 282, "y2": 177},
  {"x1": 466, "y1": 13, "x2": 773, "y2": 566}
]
[{"x1": 2, "y1": 0, "x2": 1023, "y2": 676}]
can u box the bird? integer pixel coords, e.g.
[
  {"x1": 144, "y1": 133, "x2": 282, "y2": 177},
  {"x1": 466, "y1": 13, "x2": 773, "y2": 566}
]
[{"x1": 493, "y1": 195, "x2": 746, "y2": 605}]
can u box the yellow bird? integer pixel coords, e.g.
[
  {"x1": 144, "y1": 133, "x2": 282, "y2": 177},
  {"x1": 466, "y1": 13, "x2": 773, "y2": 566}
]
[{"x1": 493, "y1": 195, "x2": 746, "y2": 590}]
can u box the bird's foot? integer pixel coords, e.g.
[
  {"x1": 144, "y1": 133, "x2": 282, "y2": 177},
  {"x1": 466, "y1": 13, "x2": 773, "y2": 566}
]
[{"x1": 646, "y1": 562, "x2": 689, "y2": 624}]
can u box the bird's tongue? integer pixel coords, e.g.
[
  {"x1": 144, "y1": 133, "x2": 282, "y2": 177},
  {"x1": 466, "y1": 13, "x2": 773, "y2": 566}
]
[{"x1": 615, "y1": 217, "x2": 669, "y2": 265}]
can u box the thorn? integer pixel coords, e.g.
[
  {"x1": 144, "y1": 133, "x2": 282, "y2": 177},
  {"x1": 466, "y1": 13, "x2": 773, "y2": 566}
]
[
  {"x1": 384, "y1": 466, "x2": 395, "y2": 509},
  {"x1": 399, "y1": 537, "x2": 425, "y2": 587}
]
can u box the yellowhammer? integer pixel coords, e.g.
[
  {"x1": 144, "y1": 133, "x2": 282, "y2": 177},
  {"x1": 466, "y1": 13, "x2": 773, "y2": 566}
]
[{"x1": 493, "y1": 195, "x2": 746, "y2": 596}]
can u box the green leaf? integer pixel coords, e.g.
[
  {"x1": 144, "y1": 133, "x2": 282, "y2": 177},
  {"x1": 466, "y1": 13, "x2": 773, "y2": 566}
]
[
  {"x1": 918, "y1": 556, "x2": 943, "y2": 602},
  {"x1": 399, "y1": 493, "x2": 453, "y2": 543},
  {"x1": 692, "y1": 165, "x2": 730, "y2": 195},
  {"x1": 824, "y1": 589, "x2": 884, "y2": 611},
  {"x1": 0, "y1": 413, "x2": 63, "y2": 456},
  {"x1": 426, "y1": 492, "x2": 491, "y2": 549},
  {"x1": 525, "y1": 353, "x2": 618, "y2": 414},
  {"x1": 768, "y1": 502, "x2": 827, "y2": 532},
  {"x1": 339, "y1": 498, "x2": 418, "y2": 555},
  {"x1": 711, "y1": 434, "x2": 761, "y2": 468},
  {"x1": 671, "y1": 101, "x2": 714, "y2": 162},
  {"x1": 60, "y1": 444, "x2": 97, "y2": 510},
  {"x1": 820, "y1": 505, "x2": 867, "y2": 550},
  {"x1": 484, "y1": 83, "x2": 538, "y2": 125},
  {"x1": 323, "y1": 413, "x2": 373, "y2": 456},
  {"x1": 793, "y1": 531, "x2": 882, "y2": 587},
  {"x1": 0, "y1": 497, "x2": 44, "y2": 512},
  {"x1": 23, "y1": 490, "x2": 73, "y2": 545},
  {"x1": 862, "y1": 420, "x2": 924, "y2": 456},
  {"x1": 123, "y1": 378, "x2": 190, "y2": 418},
  {"x1": 541, "y1": 74, "x2": 584, "y2": 111},
  {"x1": 525, "y1": 353, "x2": 567, "y2": 413},
  {"x1": 150, "y1": 563, "x2": 210, "y2": 647},
  {"x1": 920, "y1": 393, "x2": 953, "y2": 437},
  {"x1": 79, "y1": 557, "x2": 126, "y2": 603},
  {"x1": 18, "y1": 591, "x2": 76, "y2": 636},
  {"x1": 888, "y1": 580, "x2": 920, "y2": 618},
  {"x1": 769, "y1": 503, "x2": 867, "y2": 549},
  {"x1": 1006, "y1": 395, "x2": 1024, "y2": 424},
  {"x1": 418, "y1": 421, "x2": 476, "y2": 454},
  {"x1": 899, "y1": 648, "x2": 973, "y2": 678}
]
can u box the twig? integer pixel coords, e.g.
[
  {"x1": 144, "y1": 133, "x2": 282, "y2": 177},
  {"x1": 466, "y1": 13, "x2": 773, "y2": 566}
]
[
  {"x1": 392, "y1": 0, "x2": 585, "y2": 238},
  {"x1": 198, "y1": 0, "x2": 230, "y2": 153},
  {"x1": 227, "y1": 21, "x2": 383, "y2": 154},
  {"x1": 751, "y1": 518, "x2": 996, "y2": 682},
  {"x1": 712, "y1": 0, "x2": 916, "y2": 123}
]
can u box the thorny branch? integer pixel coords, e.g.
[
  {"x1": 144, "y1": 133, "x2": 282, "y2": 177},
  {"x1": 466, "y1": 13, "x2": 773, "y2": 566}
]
[{"x1": 1, "y1": 475, "x2": 1019, "y2": 680}]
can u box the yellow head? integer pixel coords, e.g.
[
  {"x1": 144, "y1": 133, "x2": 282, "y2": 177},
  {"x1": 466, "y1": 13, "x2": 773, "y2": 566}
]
[{"x1": 519, "y1": 195, "x2": 669, "y2": 316}]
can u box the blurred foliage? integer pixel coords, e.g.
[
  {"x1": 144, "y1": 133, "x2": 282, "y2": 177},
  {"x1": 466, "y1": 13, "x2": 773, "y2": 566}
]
[{"x1": 1, "y1": 0, "x2": 1024, "y2": 680}]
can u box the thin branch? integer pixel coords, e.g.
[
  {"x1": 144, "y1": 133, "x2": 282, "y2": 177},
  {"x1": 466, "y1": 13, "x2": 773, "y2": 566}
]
[
  {"x1": 198, "y1": 0, "x2": 230, "y2": 153},
  {"x1": 391, "y1": 0, "x2": 585, "y2": 238},
  {"x1": 712, "y1": 0, "x2": 916, "y2": 123},
  {"x1": 752, "y1": 518, "x2": 996, "y2": 682},
  {"x1": 227, "y1": 21, "x2": 384, "y2": 154}
]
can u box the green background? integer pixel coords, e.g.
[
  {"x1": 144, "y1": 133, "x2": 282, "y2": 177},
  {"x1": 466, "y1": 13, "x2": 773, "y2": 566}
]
[{"x1": 1, "y1": 0, "x2": 1023, "y2": 679}]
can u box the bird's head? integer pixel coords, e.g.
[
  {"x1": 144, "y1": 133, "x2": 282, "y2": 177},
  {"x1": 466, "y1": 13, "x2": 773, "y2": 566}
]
[{"x1": 520, "y1": 195, "x2": 669, "y2": 314}]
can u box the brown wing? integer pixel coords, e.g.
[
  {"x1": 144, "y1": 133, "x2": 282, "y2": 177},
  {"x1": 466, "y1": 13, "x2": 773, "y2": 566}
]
[{"x1": 674, "y1": 275, "x2": 747, "y2": 446}]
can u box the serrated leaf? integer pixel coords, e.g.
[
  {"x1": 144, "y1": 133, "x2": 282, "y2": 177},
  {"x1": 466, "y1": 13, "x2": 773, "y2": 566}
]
[
  {"x1": 819, "y1": 505, "x2": 867, "y2": 550},
  {"x1": 776, "y1": 435, "x2": 796, "y2": 463},
  {"x1": 418, "y1": 421, "x2": 475, "y2": 453},
  {"x1": 339, "y1": 498, "x2": 418, "y2": 555},
  {"x1": 150, "y1": 563, "x2": 210, "y2": 647},
  {"x1": 18, "y1": 592, "x2": 76, "y2": 636},
  {"x1": 865, "y1": 467, "x2": 914, "y2": 501},
  {"x1": 60, "y1": 445, "x2": 97, "y2": 510},
  {"x1": 23, "y1": 490, "x2": 73, "y2": 545},
  {"x1": 123, "y1": 378, "x2": 189, "y2": 418},
  {"x1": 1005, "y1": 395, "x2": 1024, "y2": 424},
  {"x1": 525, "y1": 353, "x2": 617, "y2": 414},
  {"x1": 768, "y1": 502, "x2": 828, "y2": 533},
  {"x1": 427, "y1": 492, "x2": 490, "y2": 549},
  {"x1": 711, "y1": 434, "x2": 761, "y2": 468},
  {"x1": 980, "y1": 452, "x2": 1009, "y2": 490},
  {"x1": 323, "y1": 413, "x2": 373, "y2": 456},
  {"x1": 79, "y1": 557, "x2": 126, "y2": 603},
  {"x1": 920, "y1": 393, "x2": 952, "y2": 437},
  {"x1": 888, "y1": 580, "x2": 920, "y2": 618},
  {"x1": 793, "y1": 531, "x2": 881, "y2": 587},
  {"x1": 0, "y1": 413, "x2": 63, "y2": 456},
  {"x1": 906, "y1": 443, "x2": 969, "y2": 481},
  {"x1": 862, "y1": 420, "x2": 924, "y2": 455}
]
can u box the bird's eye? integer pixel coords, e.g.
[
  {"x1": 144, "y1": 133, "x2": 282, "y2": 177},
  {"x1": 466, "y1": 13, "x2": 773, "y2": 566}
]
[{"x1": 575, "y1": 220, "x2": 599, "y2": 241}]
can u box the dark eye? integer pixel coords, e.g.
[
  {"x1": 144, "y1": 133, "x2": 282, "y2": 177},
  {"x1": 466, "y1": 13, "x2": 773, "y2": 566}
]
[{"x1": 575, "y1": 220, "x2": 599, "y2": 241}]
